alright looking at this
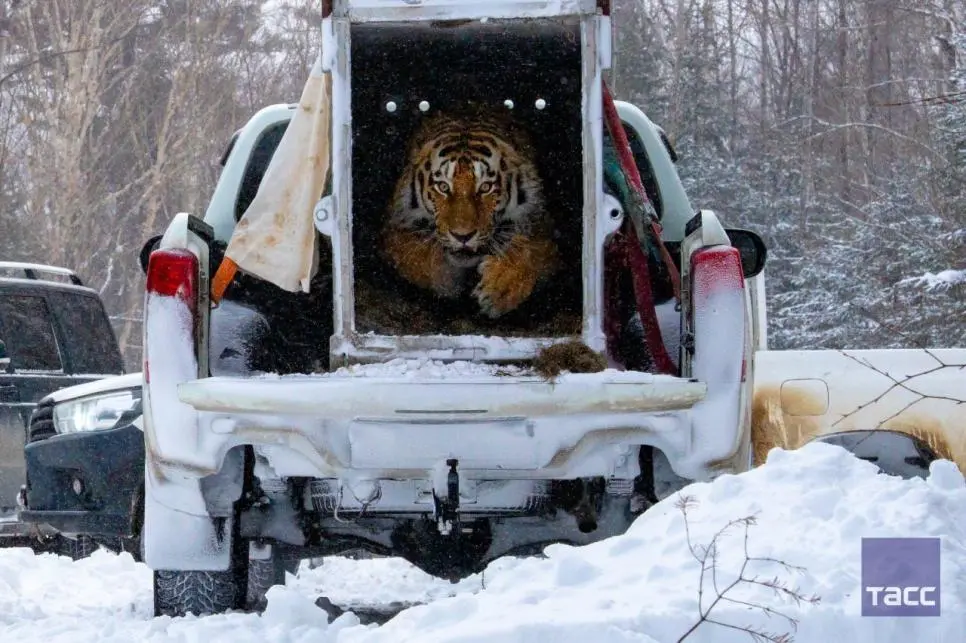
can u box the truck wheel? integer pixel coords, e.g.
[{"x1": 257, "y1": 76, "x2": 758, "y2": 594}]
[
  {"x1": 154, "y1": 567, "x2": 246, "y2": 617},
  {"x1": 152, "y1": 518, "x2": 250, "y2": 617},
  {"x1": 246, "y1": 553, "x2": 300, "y2": 611}
]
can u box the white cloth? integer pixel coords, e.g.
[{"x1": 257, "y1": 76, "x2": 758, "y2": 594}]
[{"x1": 223, "y1": 55, "x2": 331, "y2": 293}]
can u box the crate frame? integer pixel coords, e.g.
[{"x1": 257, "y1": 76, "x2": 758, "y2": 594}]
[{"x1": 317, "y1": 2, "x2": 614, "y2": 367}]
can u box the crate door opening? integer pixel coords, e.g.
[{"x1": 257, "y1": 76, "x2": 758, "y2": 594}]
[{"x1": 350, "y1": 20, "x2": 584, "y2": 338}]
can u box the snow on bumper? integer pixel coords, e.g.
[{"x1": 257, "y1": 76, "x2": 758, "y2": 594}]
[{"x1": 145, "y1": 368, "x2": 744, "y2": 494}]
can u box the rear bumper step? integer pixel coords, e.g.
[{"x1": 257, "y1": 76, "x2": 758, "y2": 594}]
[{"x1": 177, "y1": 372, "x2": 706, "y2": 418}]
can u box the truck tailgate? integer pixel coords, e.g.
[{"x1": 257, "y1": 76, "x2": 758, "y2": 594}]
[{"x1": 178, "y1": 371, "x2": 706, "y2": 419}]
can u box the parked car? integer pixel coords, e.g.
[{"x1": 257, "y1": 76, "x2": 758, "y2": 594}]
[
  {"x1": 0, "y1": 262, "x2": 125, "y2": 552},
  {"x1": 20, "y1": 372, "x2": 143, "y2": 559}
]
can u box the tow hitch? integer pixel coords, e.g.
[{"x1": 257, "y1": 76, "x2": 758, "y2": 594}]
[{"x1": 433, "y1": 458, "x2": 460, "y2": 536}]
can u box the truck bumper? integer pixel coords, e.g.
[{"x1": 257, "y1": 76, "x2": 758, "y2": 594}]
[
  {"x1": 20, "y1": 423, "x2": 143, "y2": 538},
  {"x1": 145, "y1": 371, "x2": 746, "y2": 505},
  {"x1": 0, "y1": 509, "x2": 59, "y2": 540}
]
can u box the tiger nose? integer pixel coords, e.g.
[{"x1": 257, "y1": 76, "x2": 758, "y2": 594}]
[{"x1": 450, "y1": 231, "x2": 477, "y2": 245}]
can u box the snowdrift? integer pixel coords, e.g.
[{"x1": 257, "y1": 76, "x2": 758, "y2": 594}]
[
  {"x1": 1, "y1": 442, "x2": 963, "y2": 642},
  {"x1": 344, "y1": 442, "x2": 965, "y2": 643}
]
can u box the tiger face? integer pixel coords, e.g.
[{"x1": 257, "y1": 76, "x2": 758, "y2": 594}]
[{"x1": 387, "y1": 111, "x2": 545, "y2": 269}]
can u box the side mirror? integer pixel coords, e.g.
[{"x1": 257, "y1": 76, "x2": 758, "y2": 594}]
[
  {"x1": 139, "y1": 235, "x2": 164, "y2": 275},
  {"x1": 725, "y1": 228, "x2": 767, "y2": 279}
]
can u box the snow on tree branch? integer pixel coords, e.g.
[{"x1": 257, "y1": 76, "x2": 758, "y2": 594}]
[{"x1": 899, "y1": 269, "x2": 966, "y2": 292}]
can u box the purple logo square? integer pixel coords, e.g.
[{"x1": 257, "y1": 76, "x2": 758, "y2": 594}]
[{"x1": 862, "y1": 537, "x2": 941, "y2": 617}]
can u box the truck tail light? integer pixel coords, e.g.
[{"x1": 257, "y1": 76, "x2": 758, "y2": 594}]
[
  {"x1": 691, "y1": 245, "x2": 745, "y2": 303},
  {"x1": 685, "y1": 243, "x2": 748, "y2": 460},
  {"x1": 690, "y1": 244, "x2": 747, "y2": 386},
  {"x1": 146, "y1": 248, "x2": 199, "y2": 304},
  {"x1": 144, "y1": 249, "x2": 200, "y2": 383}
]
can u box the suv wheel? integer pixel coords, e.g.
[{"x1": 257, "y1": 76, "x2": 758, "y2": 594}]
[{"x1": 51, "y1": 534, "x2": 99, "y2": 560}]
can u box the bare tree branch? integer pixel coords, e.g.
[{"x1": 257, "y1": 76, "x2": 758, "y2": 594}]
[{"x1": 675, "y1": 496, "x2": 820, "y2": 643}]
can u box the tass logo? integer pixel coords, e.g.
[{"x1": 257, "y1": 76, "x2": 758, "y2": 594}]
[{"x1": 862, "y1": 538, "x2": 941, "y2": 617}]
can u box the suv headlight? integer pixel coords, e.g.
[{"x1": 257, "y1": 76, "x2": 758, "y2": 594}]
[{"x1": 53, "y1": 389, "x2": 142, "y2": 434}]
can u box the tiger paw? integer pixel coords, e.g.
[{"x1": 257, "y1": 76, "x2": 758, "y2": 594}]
[
  {"x1": 473, "y1": 255, "x2": 537, "y2": 318},
  {"x1": 383, "y1": 230, "x2": 461, "y2": 298}
]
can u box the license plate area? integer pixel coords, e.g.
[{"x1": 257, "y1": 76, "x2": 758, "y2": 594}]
[{"x1": 348, "y1": 416, "x2": 541, "y2": 469}]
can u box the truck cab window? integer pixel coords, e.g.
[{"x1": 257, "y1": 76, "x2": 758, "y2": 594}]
[
  {"x1": 621, "y1": 123, "x2": 664, "y2": 221},
  {"x1": 234, "y1": 122, "x2": 290, "y2": 221}
]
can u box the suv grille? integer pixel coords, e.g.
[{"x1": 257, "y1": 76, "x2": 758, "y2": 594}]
[{"x1": 27, "y1": 400, "x2": 56, "y2": 444}]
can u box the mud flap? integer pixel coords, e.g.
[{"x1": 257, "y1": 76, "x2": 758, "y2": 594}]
[{"x1": 142, "y1": 466, "x2": 233, "y2": 572}]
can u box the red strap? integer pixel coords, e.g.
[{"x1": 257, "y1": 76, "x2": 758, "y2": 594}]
[
  {"x1": 602, "y1": 82, "x2": 677, "y2": 375},
  {"x1": 619, "y1": 225, "x2": 676, "y2": 374},
  {"x1": 601, "y1": 83, "x2": 681, "y2": 302}
]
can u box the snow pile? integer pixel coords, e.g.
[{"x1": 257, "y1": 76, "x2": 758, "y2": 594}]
[
  {"x1": 0, "y1": 547, "x2": 154, "y2": 636},
  {"x1": 347, "y1": 443, "x2": 966, "y2": 643},
  {"x1": 1, "y1": 443, "x2": 964, "y2": 642},
  {"x1": 288, "y1": 557, "x2": 485, "y2": 609}
]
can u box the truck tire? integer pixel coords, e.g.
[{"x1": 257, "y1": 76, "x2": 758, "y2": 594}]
[
  {"x1": 154, "y1": 567, "x2": 246, "y2": 617},
  {"x1": 152, "y1": 517, "x2": 250, "y2": 617},
  {"x1": 246, "y1": 553, "x2": 300, "y2": 611}
]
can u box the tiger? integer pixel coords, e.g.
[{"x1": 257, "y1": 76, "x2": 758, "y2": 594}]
[{"x1": 380, "y1": 108, "x2": 561, "y2": 319}]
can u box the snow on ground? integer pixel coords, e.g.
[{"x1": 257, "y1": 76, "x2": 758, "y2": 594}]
[{"x1": 2, "y1": 442, "x2": 964, "y2": 642}]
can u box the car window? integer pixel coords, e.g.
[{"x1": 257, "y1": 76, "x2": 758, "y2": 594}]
[
  {"x1": 0, "y1": 294, "x2": 63, "y2": 372},
  {"x1": 49, "y1": 292, "x2": 125, "y2": 375},
  {"x1": 234, "y1": 121, "x2": 290, "y2": 221},
  {"x1": 622, "y1": 122, "x2": 664, "y2": 221}
]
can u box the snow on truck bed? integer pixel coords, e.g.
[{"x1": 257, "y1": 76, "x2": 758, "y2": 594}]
[
  {"x1": 2, "y1": 443, "x2": 963, "y2": 642},
  {"x1": 255, "y1": 357, "x2": 681, "y2": 382}
]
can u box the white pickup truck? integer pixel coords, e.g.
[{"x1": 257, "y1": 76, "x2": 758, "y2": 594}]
[{"x1": 134, "y1": 0, "x2": 965, "y2": 619}]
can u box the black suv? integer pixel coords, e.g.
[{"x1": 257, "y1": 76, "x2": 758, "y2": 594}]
[{"x1": 0, "y1": 262, "x2": 125, "y2": 546}]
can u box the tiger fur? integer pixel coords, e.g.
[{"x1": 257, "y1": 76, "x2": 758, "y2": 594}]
[{"x1": 380, "y1": 109, "x2": 561, "y2": 318}]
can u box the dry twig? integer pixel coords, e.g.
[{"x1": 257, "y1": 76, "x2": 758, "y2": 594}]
[{"x1": 675, "y1": 496, "x2": 821, "y2": 643}]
